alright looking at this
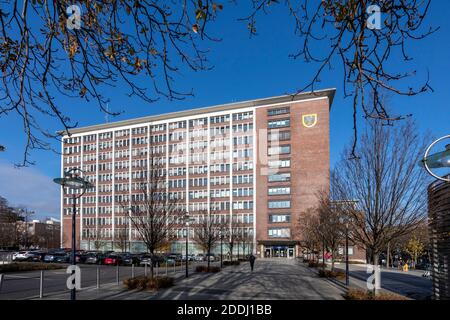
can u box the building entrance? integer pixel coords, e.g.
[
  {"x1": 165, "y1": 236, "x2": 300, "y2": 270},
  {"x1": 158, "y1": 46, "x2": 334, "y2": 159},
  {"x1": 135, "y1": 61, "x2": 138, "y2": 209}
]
[{"x1": 264, "y1": 245, "x2": 295, "y2": 258}]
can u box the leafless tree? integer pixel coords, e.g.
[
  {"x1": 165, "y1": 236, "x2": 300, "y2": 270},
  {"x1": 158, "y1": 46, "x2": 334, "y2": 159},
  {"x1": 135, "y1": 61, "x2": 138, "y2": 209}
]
[
  {"x1": 315, "y1": 190, "x2": 349, "y2": 270},
  {"x1": 224, "y1": 216, "x2": 244, "y2": 262},
  {"x1": 296, "y1": 207, "x2": 322, "y2": 261},
  {"x1": 331, "y1": 119, "x2": 430, "y2": 275},
  {"x1": 120, "y1": 154, "x2": 184, "y2": 278},
  {"x1": 114, "y1": 228, "x2": 129, "y2": 253},
  {"x1": 192, "y1": 210, "x2": 224, "y2": 270},
  {"x1": 239, "y1": 0, "x2": 437, "y2": 157},
  {"x1": 0, "y1": 0, "x2": 221, "y2": 165}
]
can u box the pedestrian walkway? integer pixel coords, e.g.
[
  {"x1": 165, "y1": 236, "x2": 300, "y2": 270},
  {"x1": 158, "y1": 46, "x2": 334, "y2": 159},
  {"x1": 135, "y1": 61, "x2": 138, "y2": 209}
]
[{"x1": 36, "y1": 258, "x2": 344, "y2": 300}]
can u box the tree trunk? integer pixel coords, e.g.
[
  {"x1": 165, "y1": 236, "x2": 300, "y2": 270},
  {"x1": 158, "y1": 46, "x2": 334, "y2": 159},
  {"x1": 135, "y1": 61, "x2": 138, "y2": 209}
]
[
  {"x1": 207, "y1": 247, "x2": 211, "y2": 271},
  {"x1": 331, "y1": 249, "x2": 335, "y2": 271},
  {"x1": 371, "y1": 252, "x2": 380, "y2": 295}
]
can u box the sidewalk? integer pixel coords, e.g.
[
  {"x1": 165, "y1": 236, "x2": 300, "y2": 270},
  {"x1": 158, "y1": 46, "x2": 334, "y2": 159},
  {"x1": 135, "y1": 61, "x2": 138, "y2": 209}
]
[{"x1": 35, "y1": 259, "x2": 345, "y2": 300}]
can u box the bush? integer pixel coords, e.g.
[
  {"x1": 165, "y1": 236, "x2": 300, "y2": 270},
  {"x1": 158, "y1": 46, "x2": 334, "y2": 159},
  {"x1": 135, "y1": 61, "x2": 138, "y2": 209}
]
[
  {"x1": 344, "y1": 288, "x2": 407, "y2": 300},
  {"x1": 0, "y1": 262, "x2": 64, "y2": 273},
  {"x1": 223, "y1": 260, "x2": 240, "y2": 266},
  {"x1": 308, "y1": 261, "x2": 326, "y2": 268},
  {"x1": 318, "y1": 269, "x2": 346, "y2": 279},
  {"x1": 123, "y1": 276, "x2": 174, "y2": 291},
  {"x1": 195, "y1": 265, "x2": 221, "y2": 273}
]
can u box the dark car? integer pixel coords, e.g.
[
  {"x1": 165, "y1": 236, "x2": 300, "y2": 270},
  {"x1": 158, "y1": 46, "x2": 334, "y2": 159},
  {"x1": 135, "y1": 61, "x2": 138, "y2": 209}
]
[
  {"x1": 166, "y1": 254, "x2": 182, "y2": 263},
  {"x1": 84, "y1": 252, "x2": 105, "y2": 264},
  {"x1": 120, "y1": 253, "x2": 140, "y2": 266},
  {"x1": 44, "y1": 252, "x2": 69, "y2": 263},
  {"x1": 103, "y1": 254, "x2": 123, "y2": 266}
]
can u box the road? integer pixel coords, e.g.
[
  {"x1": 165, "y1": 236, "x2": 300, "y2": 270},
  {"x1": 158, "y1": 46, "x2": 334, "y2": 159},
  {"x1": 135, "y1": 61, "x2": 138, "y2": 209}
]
[
  {"x1": 334, "y1": 263, "x2": 432, "y2": 300},
  {"x1": 0, "y1": 262, "x2": 197, "y2": 300}
]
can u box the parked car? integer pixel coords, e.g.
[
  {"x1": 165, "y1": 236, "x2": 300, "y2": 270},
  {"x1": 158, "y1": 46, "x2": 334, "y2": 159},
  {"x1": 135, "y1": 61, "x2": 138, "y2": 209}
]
[
  {"x1": 103, "y1": 254, "x2": 123, "y2": 266},
  {"x1": 12, "y1": 251, "x2": 32, "y2": 261},
  {"x1": 166, "y1": 254, "x2": 182, "y2": 264},
  {"x1": 44, "y1": 252, "x2": 69, "y2": 263},
  {"x1": 120, "y1": 253, "x2": 140, "y2": 266},
  {"x1": 29, "y1": 251, "x2": 48, "y2": 262},
  {"x1": 194, "y1": 254, "x2": 205, "y2": 262},
  {"x1": 139, "y1": 254, "x2": 165, "y2": 267},
  {"x1": 205, "y1": 253, "x2": 216, "y2": 262},
  {"x1": 84, "y1": 252, "x2": 105, "y2": 264},
  {"x1": 182, "y1": 254, "x2": 195, "y2": 261}
]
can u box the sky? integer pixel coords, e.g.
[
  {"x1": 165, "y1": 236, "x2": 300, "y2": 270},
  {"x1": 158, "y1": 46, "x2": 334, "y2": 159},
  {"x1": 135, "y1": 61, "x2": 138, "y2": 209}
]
[{"x1": 0, "y1": 3, "x2": 449, "y2": 220}]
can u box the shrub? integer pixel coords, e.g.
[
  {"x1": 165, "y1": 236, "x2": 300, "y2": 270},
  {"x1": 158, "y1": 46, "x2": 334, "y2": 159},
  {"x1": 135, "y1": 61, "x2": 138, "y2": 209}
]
[
  {"x1": 195, "y1": 265, "x2": 221, "y2": 273},
  {"x1": 318, "y1": 269, "x2": 346, "y2": 279},
  {"x1": 123, "y1": 276, "x2": 174, "y2": 291},
  {"x1": 0, "y1": 262, "x2": 64, "y2": 273},
  {"x1": 308, "y1": 261, "x2": 326, "y2": 268},
  {"x1": 344, "y1": 288, "x2": 407, "y2": 300},
  {"x1": 223, "y1": 260, "x2": 240, "y2": 266}
]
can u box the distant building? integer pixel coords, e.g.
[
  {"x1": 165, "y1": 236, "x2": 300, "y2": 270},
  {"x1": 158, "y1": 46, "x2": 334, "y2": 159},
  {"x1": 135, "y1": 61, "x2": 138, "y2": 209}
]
[{"x1": 26, "y1": 218, "x2": 61, "y2": 249}]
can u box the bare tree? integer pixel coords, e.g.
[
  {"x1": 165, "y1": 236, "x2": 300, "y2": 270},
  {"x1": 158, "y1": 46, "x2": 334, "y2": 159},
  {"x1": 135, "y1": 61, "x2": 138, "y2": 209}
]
[
  {"x1": 1, "y1": 2, "x2": 436, "y2": 165},
  {"x1": 114, "y1": 228, "x2": 129, "y2": 253},
  {"x1": 192, "y1": 211, "x2": 224, "y2": 271},
  {"x1": 316, "y1": 191, "x2": 349, "y2": 270},
  {"x1": 331, "y1": 119, "x2": 429, "y2": 278},
  {"x1": 0, "y1": 0, "x2": 220, "y2": 165},
  {"x1": 224, "y1": 216, "x2": 244, "y2": 262},
  {"x1": 239, "y1": 1, "x2": 437, "y2": 157},
  {"x1": 121, "y1": 155, "x2": 183, "y2": 278},
  {"x1": 296, "y1": 207, "x2": 322, "y2": 262}
]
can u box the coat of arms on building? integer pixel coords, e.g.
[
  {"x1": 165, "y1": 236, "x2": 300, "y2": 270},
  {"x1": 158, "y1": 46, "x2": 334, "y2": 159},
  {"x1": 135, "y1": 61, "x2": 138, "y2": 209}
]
[{"x1": 302, "y1": 114, "x2": 318, "y2": 128}]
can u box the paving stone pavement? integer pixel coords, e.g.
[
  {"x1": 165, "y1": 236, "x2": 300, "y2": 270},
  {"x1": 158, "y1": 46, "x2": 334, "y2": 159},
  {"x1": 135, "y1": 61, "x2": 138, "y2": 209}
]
[{"x1": 37, "y1": 258, "x2": 345, "y2": 300}]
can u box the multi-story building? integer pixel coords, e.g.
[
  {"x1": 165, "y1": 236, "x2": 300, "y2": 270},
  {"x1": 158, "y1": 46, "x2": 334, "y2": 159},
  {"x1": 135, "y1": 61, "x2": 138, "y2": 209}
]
[{"x1": 59, "y1": 89, "x2": 335, "y2": 258}]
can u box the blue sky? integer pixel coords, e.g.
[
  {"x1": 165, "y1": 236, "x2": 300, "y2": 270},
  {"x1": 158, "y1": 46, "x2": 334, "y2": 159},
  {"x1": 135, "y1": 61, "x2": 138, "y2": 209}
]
[{"x1": 0, "y1": 3, "x2": 449, "y2": 219}]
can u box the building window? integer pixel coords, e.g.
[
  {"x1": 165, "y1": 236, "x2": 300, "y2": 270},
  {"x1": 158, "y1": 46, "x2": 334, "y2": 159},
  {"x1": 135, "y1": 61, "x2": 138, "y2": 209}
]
[
  {"x1": 268, "y1": 145, "x2": 290, "y2": 156},
  {"x1": 268, "y1": 131, "x2": 291, "y2": 141},
  {"x1": 268, "y1": 228, "x2": 290, "y2": 238},
  {"x1": 268, "y1": 119, "x2": 290, "y2": 129},
  {"x1": 267, "y1": 107, "x2": 290, "y2": 116},
  {"x1": 269, "y1": 214, "x2": 291, "y2": 223},
  {"x1": 268, "y1": 187, "x2": 291, "y2": 195},
  {"x1": 338, "y1": 246, "x2": 354, "y2": 256},
  {"x1": 268, "y1": 159, "x2": 291, "y2": 169},
  {"x1": 268, "y1": 200, "x2": 291, "y2": 209},
  {"x1": 268, "y1": 173, "x2": 291, "y2": 182}
]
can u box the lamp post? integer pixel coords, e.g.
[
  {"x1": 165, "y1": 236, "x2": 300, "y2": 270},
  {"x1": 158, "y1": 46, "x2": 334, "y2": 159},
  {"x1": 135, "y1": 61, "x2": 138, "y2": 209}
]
[
  {"x1": 54, "y1": 168, "x2": 92, "y2": 301},
  {"x1": 420, "y1": 135, "x2": 450, "y2": 182}
]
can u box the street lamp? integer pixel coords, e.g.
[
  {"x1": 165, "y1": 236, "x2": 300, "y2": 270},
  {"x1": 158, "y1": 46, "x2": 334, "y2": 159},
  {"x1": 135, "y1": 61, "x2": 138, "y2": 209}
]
[
  {"x1": 420, "y1": 135, "x2": 450, "y2": 182},
  {"x1": 183, "y1": 212, "x2": 195, "y2": 278},
  {"x1": 54, "y1": 168, "x2": 93, "y2": 300}
]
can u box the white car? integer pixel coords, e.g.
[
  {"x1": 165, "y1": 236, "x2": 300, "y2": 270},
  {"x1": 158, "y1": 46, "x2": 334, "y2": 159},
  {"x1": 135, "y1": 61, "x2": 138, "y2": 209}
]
[{"x1": 12, "y1": 251, "x2": 34, "y2": 261}]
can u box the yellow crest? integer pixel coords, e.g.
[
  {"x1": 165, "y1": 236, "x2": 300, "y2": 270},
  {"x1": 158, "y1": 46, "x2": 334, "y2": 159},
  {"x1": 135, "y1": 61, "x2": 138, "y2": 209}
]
[{"x1": 302, "y1": 114, "x2": 318, "y2": 128}]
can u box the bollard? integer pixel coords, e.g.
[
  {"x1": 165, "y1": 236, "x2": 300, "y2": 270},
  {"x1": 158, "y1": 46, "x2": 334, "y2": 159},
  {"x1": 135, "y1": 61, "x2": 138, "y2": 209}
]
[
  {"x1": 96, "y1": 266, "x2": 100, "y2": 289},
  {"x1": 116, "y1": 264, "x2": 120, "y2": 285},
  {"x1": 144, "y1": 264, "x2": 148, "y2": 277},
  {"x1": 131, "y1": 264, "x2": 135, "y2": 278},
  {"x1": 39, "y1": 271, "x2": 44, "y2": 299}
]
